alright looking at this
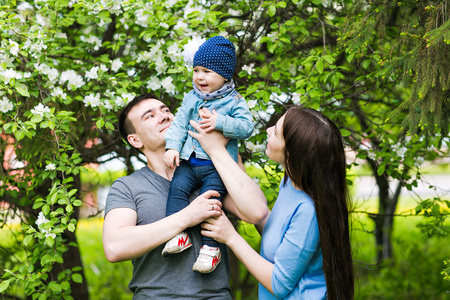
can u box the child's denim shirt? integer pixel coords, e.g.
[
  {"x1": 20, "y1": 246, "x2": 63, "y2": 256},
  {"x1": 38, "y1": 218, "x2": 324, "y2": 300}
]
[{"x1": 165, "y1": 89, "x2": 254, "y2": 162}]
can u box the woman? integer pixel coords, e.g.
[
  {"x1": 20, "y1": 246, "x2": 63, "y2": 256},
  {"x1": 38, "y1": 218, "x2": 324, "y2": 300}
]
[{"x1": 189, "y1": 106, "x2": 354, "y2": 299}]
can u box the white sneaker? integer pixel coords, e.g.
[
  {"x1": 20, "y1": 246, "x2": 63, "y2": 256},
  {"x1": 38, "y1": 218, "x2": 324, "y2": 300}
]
[
  {"x1": 192, "y1": 245, "x2": 222, "y2": 274},
  {"x1": 161, "y1": 232, "x2": 192, "y2": 257}
]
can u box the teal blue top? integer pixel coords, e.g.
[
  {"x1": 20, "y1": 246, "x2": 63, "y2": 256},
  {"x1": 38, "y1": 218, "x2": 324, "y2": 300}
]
[{"x1": 259, "y1": 177, "x2": 326, "y2": 299}]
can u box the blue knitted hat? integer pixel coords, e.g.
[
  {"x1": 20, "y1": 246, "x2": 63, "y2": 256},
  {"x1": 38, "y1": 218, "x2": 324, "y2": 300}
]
[{"x1": 193, "y1": 36, "x2": 236, "y2": 80}]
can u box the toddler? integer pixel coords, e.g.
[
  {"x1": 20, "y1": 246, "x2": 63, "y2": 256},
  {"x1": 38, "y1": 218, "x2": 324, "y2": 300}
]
[{"x1": 162, "y1": 36, "x2": 254, "y2": 274}]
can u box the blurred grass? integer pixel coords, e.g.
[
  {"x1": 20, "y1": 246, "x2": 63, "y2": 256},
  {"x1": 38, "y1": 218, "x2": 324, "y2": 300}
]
[{"x1": 76, "y1": 218, "x2": 133, "y2": 300}]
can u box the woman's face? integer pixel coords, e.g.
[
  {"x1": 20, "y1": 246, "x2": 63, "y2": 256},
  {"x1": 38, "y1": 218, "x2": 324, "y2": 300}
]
[{"x1": 265, "y1": 115, "x2": 286, "y2": 166}]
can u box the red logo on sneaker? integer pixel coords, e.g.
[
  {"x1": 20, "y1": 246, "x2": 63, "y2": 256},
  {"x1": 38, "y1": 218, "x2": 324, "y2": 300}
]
[
  {"x1": 212, "y1": 253, "x2": 221, "y2": 266},
  {"x1": 178, "y1": 235, "x2": 189, "y2": 247}
]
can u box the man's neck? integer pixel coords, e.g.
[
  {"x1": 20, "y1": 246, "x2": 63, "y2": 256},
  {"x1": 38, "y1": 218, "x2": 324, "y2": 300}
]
[{"x1": 144, "y1": 148, "x2": 174, "y2": 180}]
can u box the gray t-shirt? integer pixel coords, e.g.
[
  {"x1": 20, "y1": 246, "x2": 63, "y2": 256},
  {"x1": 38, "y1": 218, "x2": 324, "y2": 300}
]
[{"x1": 105, "y1": 166, "x2": 232, "y2": 299}]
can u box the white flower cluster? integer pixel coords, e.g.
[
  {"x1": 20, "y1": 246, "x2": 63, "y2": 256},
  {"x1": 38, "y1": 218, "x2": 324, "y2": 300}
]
[
  {"x1": 0, "y1": 97, "x2": 13, "y2": 113},
  {"x1": 35, "y1": 63, "x2": 60, "y2": 87},
  {"x1": 80, "y1": 35, "x2": 102, "y2": 51},
  {"x1": 135, "y1": 9, "x2": 149, "y2": 27},
  {"x1": 45, "y1": 163, "x2": 56, "y2": 171},
  {"x1": 35, "y1": 211, "x2": 56, "y2": 242},
  {"x1": 85, "y1": 66, "x2": 99, "y2": 80},
  {"x1": 111, "y1": 58, "x2": 123, "y2": 72},
  {"x1": 0, "y1": 68, "x2": 22, "y2": 84},
  {"x1": 146, "y1": 76, "x2": 176, "y2": 95},
  {"x1": 245, "y1": 140, "x2": 266, "y2": 154},
  {"x1": 82, "y1": 91, "x2": 135, "y2": 110},
  {"x1": 9, "y1": 40, "x2": 20, "y2": 56},
  {"x1": 23, "y1": 35, "x2": 48, "y2": 59},
  {"x1": 291, "y1": 92, "x2": 301, "y2": 105},
  {"x1": 31, "y1": 103, "x2": 51, "y2": 117},
  {"x1": 247, "y1": 99, "x2": 258, "y2": 109},
  {"x1": 60, "y1": 70, "x2": 85, "y2": 90},
  {"x1": 84, "y1": 0, "x2": 124, "y2": 15},
  {"x1": 242, "y1": 63, "x2": 255, "y2": 75}
]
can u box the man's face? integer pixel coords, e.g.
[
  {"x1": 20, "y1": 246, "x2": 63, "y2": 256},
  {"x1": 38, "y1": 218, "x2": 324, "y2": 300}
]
[{"x1": 126, "y1": 98, "x2": 174, "y2": 151}]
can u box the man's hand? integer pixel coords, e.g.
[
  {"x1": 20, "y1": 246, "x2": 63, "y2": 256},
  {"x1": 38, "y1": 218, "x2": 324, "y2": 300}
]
[
  {"x1": 199, "y1": 107, "x2": 218, "y2": 132},
  {"x1": 184, "y1": 190, "x2": 223, "y2": 227},
  {"x1": 163, "y1": 149, "x2": 180, "y2": 168}
]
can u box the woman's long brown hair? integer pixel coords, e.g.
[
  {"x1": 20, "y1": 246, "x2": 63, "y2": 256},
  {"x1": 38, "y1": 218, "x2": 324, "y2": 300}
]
[{"x1": 282, "y1": 107, "x2": 354, "y2": 300}]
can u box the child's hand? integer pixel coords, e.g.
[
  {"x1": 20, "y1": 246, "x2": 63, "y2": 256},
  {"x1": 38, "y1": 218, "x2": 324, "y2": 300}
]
[
  {"x1": 163, "y1": 149, "x2": 180, "y2": 168},
  {"x1": 199, "y1": 107, "x2": 218, "y2": 132}
]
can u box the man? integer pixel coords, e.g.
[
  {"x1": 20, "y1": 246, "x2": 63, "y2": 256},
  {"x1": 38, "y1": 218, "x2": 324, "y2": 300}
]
[{"x1": 102, "y1": 93, "x2": 268, "y2": 299}]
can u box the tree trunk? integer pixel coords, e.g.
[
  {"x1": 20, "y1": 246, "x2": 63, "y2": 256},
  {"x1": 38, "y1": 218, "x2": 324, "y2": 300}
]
[{"x1": 368, "y1": 160, "x2": 403, "y2": 263}]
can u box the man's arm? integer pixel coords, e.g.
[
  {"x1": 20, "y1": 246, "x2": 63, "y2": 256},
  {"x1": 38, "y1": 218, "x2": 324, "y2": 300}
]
[
  {"x1": 103, "y1": 190, "x2": 222, "y2": 262},
  {"x1": 189, "y1": 121, "x2": 269, "y2": 226}
]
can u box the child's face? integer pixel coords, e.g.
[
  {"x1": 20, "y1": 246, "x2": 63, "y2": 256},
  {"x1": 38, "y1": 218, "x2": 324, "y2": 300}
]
[{"x1": 193, "y1": 66, "x2": 227, "y2": 94}]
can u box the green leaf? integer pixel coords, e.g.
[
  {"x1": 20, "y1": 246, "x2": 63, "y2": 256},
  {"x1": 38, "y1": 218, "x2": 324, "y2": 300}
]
[
  {"x1": 96, "y1": 119, "x2": 104, "y2": 129},
  {"x1": 68, "y1": 223, "x2": 76, "y2": 232},
  {"x1": 15, "y1": 84, "x2": 30, "y2": 97},
  {"x1": 316, "y1": 59, "x2": 324, "y2": 74},
  {"x1": 340, "y1": 129, "x2": 351, "y2": 137},
  {"x1": 72, "y1": 273, "x2": 83, "y2": 283},
  {"x1": 14, "y1": 130, "x2": 25, "y2": 140},
  {"x1": 268, "y1": 4, "x2": 276, "y2": 17},
  {"x1": 0, "y1": 280, "x2": 11, "y2": 293},
  {"x1": 49, "y1": 281, "x2": 62, "y2": 293},
  {"x1": 23, "y1": 235, "x2": 33, "y2": 246}
]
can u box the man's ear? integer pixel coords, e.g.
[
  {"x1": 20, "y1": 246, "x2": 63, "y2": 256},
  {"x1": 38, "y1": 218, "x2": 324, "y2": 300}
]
[{"x1": 127, "y1": 134, "x2": 143, "y2": 149}]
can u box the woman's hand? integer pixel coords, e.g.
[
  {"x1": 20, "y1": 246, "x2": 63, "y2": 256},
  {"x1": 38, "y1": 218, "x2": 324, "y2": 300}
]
[
  {"x1": 188, "y1": 119, "x2": 229, "y2": 156},
  {"x1": 200, "y1": 214, "x2": 238, "y2": 245}
]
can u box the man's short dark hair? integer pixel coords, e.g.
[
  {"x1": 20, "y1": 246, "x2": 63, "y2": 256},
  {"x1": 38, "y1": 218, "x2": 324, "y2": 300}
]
[{"x1": 118, "y1": 93, "x2": 160, "y2": 147}]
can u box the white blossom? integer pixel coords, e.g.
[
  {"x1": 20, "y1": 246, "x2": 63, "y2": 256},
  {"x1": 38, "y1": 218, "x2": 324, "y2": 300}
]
[
  {"x1": 46, "y1": 68, "x2": 59, "y2": 82},
  {"x1": 51, "y1": 87, "x2": 67, "y2": 99},
  {"x1": 17, "y1": 2, "x2": 34, "y2": 10},
  {"x1": 161, "y1": 77, "x2": 176, "y2": 94},
  {"x1": 23, "y1": 72, "x2": 32, "y2": 78},
  {"x1": 42, "y1": 229, "x2": 56, "y2": 240},
  {"x1": 146, "y1": 76, "x2": 161, "y2": 90},
  {"x1": 137, "y1": 51, "x2": 152, "y2": 63},
  {"x1": 60, "y1": 70, "x2": 85, "y2": 89},
  {"x1": 0, "y1": 68, "x2": 22, "y2": 84},
  {"x1": 45, "y1": 163, "x2": 56, "y2": 171},
  {"x1": 368, "y1": 152, "x2": 377, "y2": 160},
  {"x1": 245, "y1": 141, "x2": 266, "y2": 153},
  {"x1": 100, "y1": 64, "x2": 108, "y2": 72},
  {"x1": 23, "y1": 39, "x2": 48, "y2": 58},
  {"x1": 167, "y1": 43, "x2": 181, "y2": 62},
  {"x1": 166, "y1": 0, "x2": 178, "y2": 7},
  {"x1": 397, "y1": 146, "x2": 407, "y2": 158},
  {"x1": 36, "y1": 211, "x2": 50, "y2": 227},
  {"x1": 154, "y1": 57, "x2": 168, "y2": 74},
  {"x1": 9, "y1": 40, "x2": 20, "y2": 56},
  {"x1": 135, "y1": 9, "x2": 149, "y2": 27},
  {"x1": 115, "y1": 93, "x2": 134, "y2": 108},
  {"x1": 414, "y1": 156, "x2": 424, "y2": 167},
  {"x1": 31, "y1": 103, "x2": 51, "y2": 117},
  {"x1": 83, "y1": 93, "x2": 101, "y2": 108},
  {"x1": 247, "y1": 100, "x2": 257, "y2": 109},
  {"x1": 85, "y1": 66, "x2": 99, "y2": 80},
  {"x1": 0, "y1": 97, "x2": 13, "y2": 113},
  {"x1": 242, "y1": 63, "x2": 255, "y2": 75},
  {"x1": 36, "y1": 14, "x2": 50, "y2": 27},
  {"x1": 111, "y1": 58, "x2": 123, "y2": 72},
  {"x1": 291, "y1": 92, "x2": 301, "y2": 104},
  {"x1": 160, "y1": 22, "x2": 169, "y2": 29}
]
